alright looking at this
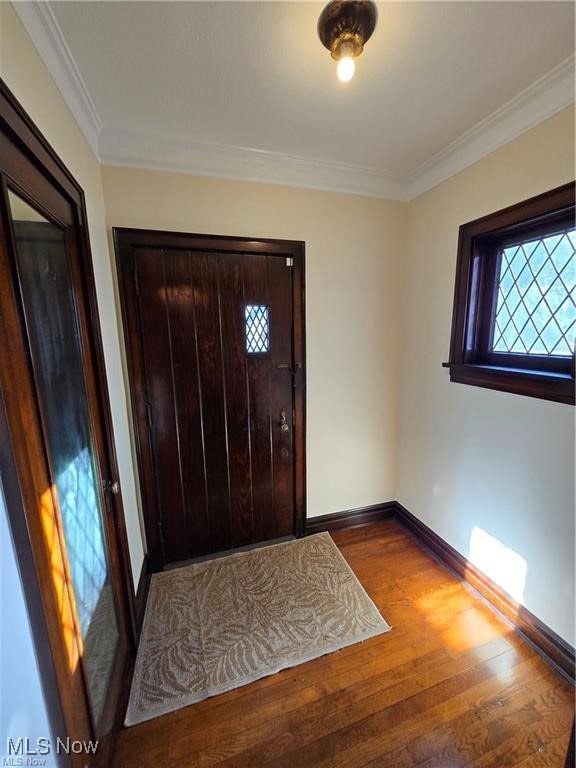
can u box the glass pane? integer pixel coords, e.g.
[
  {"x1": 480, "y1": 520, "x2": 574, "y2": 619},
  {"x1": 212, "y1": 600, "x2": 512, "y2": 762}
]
[
  {"x1": 245, "y1": 304, "x2": 270, "y2": 354},
  {"x1": 492, "y1": 228, "x2": 576, "y2": 356},
  {"x1": 7, "y1": 190, "x2": 119, "y2": 726}
]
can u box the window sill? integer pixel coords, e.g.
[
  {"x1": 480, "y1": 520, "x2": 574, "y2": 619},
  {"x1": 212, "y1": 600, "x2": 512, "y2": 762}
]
[{"x1": 443, "y1": 363, "x2": 575, "y2": 405}]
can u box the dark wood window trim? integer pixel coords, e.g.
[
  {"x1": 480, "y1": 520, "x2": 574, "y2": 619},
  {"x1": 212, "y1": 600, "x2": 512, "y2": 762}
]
[{"x1": 445, "y1": 182, "x2": 576, "y2": 405}]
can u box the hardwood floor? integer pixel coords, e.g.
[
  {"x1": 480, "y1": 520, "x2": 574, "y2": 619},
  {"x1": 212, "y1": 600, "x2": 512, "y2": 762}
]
[{"x1": 113, "y1": 520, "x2": 574, "y2": 767}]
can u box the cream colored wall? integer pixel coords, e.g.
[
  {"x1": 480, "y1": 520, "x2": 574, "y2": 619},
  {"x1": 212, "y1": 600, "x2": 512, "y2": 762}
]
[
  {"x1": 1, "y1": 4, "x2": 145, "y2": 588},
  {"x1": 3, "y1": 0, "x2": 574, "y2": 646},
  {"x1": 397, "y1": 107, "x2": 575, "y2": 645},
  {"x1": 101, "y1": 167, "x2": 407, "y2": 518}
]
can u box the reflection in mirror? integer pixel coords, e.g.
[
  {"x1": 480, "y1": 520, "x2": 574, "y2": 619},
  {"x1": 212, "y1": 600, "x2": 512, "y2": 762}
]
[{"x1": 7, "y1": 190, "x2": 119, "y2": 726}]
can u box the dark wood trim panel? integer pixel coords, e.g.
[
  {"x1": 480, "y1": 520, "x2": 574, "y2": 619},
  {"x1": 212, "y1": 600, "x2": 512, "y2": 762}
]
[
  {"x1": 292, "y1": 240, "x2": 307, "y2": 539},
  {"x1": 395, "y1": 502, "x2": 575, "y2": 685},
  {"x1": 306, "y1": 502, "x2": 396, "y2": 534},
  {"x1": 0, "y1": 82, "x2": 81, "y2": 207},
  {"x1": 134, "y1": 555, "x2": 151, "y2": 638},
  {"x1": 113, "y1": 226, "x2": 305, "y2": 255},
  {"x1": 445, "y1": 363, "x2": 574, "y2": 404},
  {"x1": 452, "y1": 183, "x2": 575, "y2": 243},
  {"x1": 445, "y1": 182, "x2": 576, "y2": 405}
]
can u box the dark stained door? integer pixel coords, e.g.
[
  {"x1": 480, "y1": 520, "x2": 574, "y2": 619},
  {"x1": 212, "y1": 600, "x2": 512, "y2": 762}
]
[
  {"x1": 0, "y1": 79, "x2": 135, "y2": 765},
  {"x1": 115, "y1": 230, "x2": 305, "y2": 569}
]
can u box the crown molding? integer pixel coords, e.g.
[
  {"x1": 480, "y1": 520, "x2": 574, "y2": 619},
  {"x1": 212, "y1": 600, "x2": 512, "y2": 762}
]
[
  {"x1": 99, "y1": 129, "x2": 406, "y2": 200},
  {"x1": 12, "y1": 0, "x2": 574, "y2": 201},
  {"x1": 95, "y1": 50, "x2": 576, "y2": 200},
  {"x1": 11, "y1": 0, "x2": 102, "y2": 158},
  {"x1": 405, "y1": 55, "x2": 575, "y2": 200}
]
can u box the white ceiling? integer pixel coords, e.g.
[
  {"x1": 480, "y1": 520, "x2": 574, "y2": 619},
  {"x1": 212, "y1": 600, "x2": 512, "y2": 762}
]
[{"x1": 17, "y1": 1, "x2": 576, "y2": 199}]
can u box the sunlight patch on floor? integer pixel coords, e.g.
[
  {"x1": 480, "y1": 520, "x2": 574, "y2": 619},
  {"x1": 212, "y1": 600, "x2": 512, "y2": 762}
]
[{"x1": 413, "y1": 579, "x2": 511, "y2": 654}]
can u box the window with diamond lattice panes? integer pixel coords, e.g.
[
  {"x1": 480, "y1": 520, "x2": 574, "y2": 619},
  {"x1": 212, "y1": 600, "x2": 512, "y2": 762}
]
[
  {"x1": 245, "y1": 305, "x2": 270, "y2": 354},
  {"x1": 492, "y1": 230, "x2": 575, "y2": 357},
  {"x1": 446, "y1": 182, "x2": 575, "y2": 404}
]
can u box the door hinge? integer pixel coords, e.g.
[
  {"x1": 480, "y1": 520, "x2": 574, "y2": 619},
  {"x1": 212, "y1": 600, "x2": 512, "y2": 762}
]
[
  {"x1": 134, "y1": 264, "x2": 140, "y2": 295},
  {"x1": 157, "y1": 520, "x2": 165, "y2": 545},
  {"x1": 286, "y1": 257, "x2": 293, "y2": 267},
  {"x1": 146, "y1": 401, "x2": 153, "y2": 428}
]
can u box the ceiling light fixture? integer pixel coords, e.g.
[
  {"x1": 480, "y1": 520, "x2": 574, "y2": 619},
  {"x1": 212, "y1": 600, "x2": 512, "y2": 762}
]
[{"x1": 318, "y1": 0, "x2": 378, "y2": 83}]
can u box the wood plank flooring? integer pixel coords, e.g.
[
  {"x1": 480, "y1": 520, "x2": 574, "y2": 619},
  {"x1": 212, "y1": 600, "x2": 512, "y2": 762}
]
[{"x1": 113, "y1": 520, "x2": 574, "y2": 767}]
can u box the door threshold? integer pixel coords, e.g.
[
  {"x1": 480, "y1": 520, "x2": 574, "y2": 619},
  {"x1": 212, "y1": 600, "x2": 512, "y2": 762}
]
[{"x1": 162, "y1": 536, "x2": 296, "y2": 572}]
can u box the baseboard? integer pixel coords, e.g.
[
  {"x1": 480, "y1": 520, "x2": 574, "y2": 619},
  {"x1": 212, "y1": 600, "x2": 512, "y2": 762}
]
[
  {"x1": 136, "y1": 503, "x2": 574, "y2": 685},
  {"x1": 134, "y1": 554, "x2": 151, "y2": 638},
  {"x1": 306, "y1": 502, "x2": 396, "y2": 535},
  {"x1": 394, "y1": 502, "x2": 575, "y2": 685},
  {"x1": 305, "y1": 499, "x2": 574, "y2": 684}
]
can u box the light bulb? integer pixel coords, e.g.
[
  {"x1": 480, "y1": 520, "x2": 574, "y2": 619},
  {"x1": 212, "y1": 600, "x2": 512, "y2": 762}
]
[{"x1": 337, "y1": 55, "x2": 355, "y2": 82}]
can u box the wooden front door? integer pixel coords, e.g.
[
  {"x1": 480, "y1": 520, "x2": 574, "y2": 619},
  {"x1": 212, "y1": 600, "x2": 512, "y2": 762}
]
[{"x1": 115, "y1": 229, "x2": 305, "y2": 569}]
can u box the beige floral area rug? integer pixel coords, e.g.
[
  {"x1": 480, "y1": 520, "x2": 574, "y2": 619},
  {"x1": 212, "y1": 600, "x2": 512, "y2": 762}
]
[{"x1": 125, "y1": 532, "x2": 391, "y2": 725}]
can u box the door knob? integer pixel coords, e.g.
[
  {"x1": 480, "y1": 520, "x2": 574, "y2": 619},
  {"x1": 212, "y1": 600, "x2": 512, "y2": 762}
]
[
  {"x1": 104, "y1": 479, "x2": 120, "y2": 495},
  {"x1": 279, "y1": 410, "x2": 290, "y2": 433}
]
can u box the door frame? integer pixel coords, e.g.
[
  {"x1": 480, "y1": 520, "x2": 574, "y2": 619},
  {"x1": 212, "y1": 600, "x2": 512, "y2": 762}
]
[
  {"x1": 0, "y1": 79, "x2": 136, "y2": 765},
  {"x1": 114, "y1": 227, "x2": 306, "y2": 568}
]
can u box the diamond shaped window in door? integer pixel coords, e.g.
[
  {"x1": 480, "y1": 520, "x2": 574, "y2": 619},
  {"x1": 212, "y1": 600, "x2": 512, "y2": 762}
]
[{"x1": 245, "y1": 305, "x2": 270, "y2": 354}]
